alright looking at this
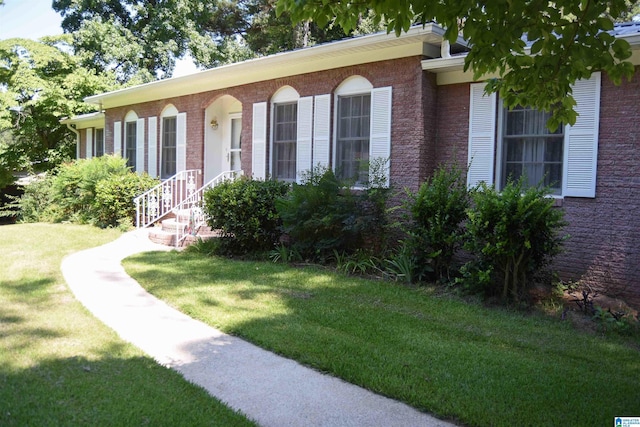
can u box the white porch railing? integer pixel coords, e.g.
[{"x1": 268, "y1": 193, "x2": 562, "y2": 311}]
[
  {"x1": 174, "y1": 170, "x2": 243, "y2": 246},
  {"x1": 134, "y1": 169, "x2": 202, "y2": 229}
]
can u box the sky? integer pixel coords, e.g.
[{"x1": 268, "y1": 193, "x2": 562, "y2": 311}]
[{"x1": 0, "y1": 0, "x2": 199, "y2": 76}]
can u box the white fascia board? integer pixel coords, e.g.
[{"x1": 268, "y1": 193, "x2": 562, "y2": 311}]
[
  {"x1": 60, "y1": 112, "x2": 105, "y2": 129},
  {"x1": 87, "y1": 24, "x2": 451, "y2": 109},
  {"x1": 423, "y1": 36, "x2": 640, "y2": 86},
  {"x1": 422, "y1": 55, "x2": 467, "y2": 72},
  {"x1": 619, "y1": 33, "x2": 640, "y2": 47}
]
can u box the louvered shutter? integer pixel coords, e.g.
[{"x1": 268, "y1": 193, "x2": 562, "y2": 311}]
[
  {"x1": 467, "y1": 83, "x2": 497, "y2": 188},
  {"x1": 136, "y1": 118, "x2": 145, "y2": 173},
  {"x1": 369, "y1": 86, "x2": 392, "y2": 186},
  {"x1": 252, "y1": 102, "x2": 267, "y2": 180},
  {"x1": 148, "y1": 117, "x2": 158, "y2": 177},
  {"x1": 176, "y1": 113, "x2": 187, "y2": 174},
  {"x1": 113, "y1": 121, "x2": 122, "y2": 156},
  {"x1": 313, "y1": 94, "x2": 331, "y2": 169},
  {"x1": 563, "y1": 73, "x2": 601, "y2": 198},
  {"x1": 86, "y1": 128, "x2": 93, "y2": 159},
  {"x1": 296, "y1": 96, "x2": 313, "y2": 183}
]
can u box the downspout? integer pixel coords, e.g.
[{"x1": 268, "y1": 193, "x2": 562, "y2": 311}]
[{"x1": 66, "y1": 123, "x2": 80, "y2": 159}]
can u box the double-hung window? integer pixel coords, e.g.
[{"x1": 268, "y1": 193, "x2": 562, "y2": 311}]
[
  {"x1": 272, "y1": 102, "x2": 297, "y2": 181},
  {"x1": 501, "y1": 106, "x2": 564, "y2": 194},
  {"x1": 95, "y1": 128, "x2": 104, "y2": 157},
  {"x1": 161, "y1": 116, "x2": 177, "y2": 179},
  {"x1": 125, "y1": 121, "x2": 137, "y2": 169},
  {"x1": 336, "y1": 94, "x2": 371, "y2": 184},
  {"x1": 468, "y1": 74, "x2": 600, "y2": 198}
]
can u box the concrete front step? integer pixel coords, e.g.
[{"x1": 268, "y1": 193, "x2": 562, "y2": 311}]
[{"x1": 148, "y1": 217, "x2": 220, "y2": 247}]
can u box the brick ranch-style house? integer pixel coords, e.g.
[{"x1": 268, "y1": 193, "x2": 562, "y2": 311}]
[{"x1": 63, "y1": 22, "x2": 640, "y2": 308}]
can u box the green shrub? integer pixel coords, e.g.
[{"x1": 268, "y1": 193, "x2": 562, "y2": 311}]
[
  {"x1": 94, "y1": 173, "x2": 159, "y2": 228},
  {"x1": 203, "y1": 177, "x2": 290, "y2": 255},
  {"x1": 17, "y1": 174, "x2": 61, "y2": 223},
  {"x1": 405, "y1": 164, "x2": 469, "y2": 281},
  {"x1": 460, "y1": 178, "x2": 566, "y2": 303},
  {"x1": 276, "y1": 165, "x2": 391, "y2": 262},
  {"x1": 16, "y1": 156, "x2": 157, "y2": 228}
]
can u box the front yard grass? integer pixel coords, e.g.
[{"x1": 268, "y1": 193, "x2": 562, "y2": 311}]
[
  {"x1": 124, "y1": 250, "x2": 640, "y2": 427},
  {"x1": 0, "y1": 223, "x2": 254, "y2": 426}
]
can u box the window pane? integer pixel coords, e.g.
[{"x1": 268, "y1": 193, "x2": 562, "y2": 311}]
[
  {"x1": 231, "y1": 118, "x2": 242, "y2": 150},
  {"x1": 506, "y1": 109, "x2": 524, "y2": 136},
  {"x1": 502, "y1": 106, "x2": 564, "y2": 192},
  {"x1": 505, "y1": 138, "x2": 523, "y2": 161},
  {"x1": 503, "y1": 163, "x2": 522, "y2": 186},
  {"x1": 545, "y1": 137, "x2": 563, "y2": 162},
  {"x1": 95, "y1": 128, "x2": 104, "y2": 157},
  {"x1": 126, "y1": 122, "x2": 136, "y2": 169},
  {"x1": 337, "y1": 94, "x2": 371, "y2": 183},
  {"x1": 162, "y1": 117, "x2": 177, "y2": 178},
  {"x1": 273, "y1": 102, "x2": 297, "y2": 180}
]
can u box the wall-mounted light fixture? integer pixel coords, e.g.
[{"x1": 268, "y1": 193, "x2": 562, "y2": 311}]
[{"x1": 210, "y1": 117, "x2": 219, "y2": 130}]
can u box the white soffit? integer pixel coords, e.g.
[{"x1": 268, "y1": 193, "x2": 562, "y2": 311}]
[
  {"x1": 61, "y1": 112, "x2": 105, "y2": 129},
  {"x1": 87, "y1": 24, "x2": 459, "y2": 109}
]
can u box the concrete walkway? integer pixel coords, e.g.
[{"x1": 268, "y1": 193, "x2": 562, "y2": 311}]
[{"x1": 61, "y1": 229, "x2": 455, "y2": 427}]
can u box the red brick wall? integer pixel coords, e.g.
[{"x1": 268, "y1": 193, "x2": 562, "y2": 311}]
[
  {"x1": 558, "y1": 68, "x2": 640, "y2": 307},
  {"x1": 433, "y1": 69, "x2": 640, "y2": 308},
  {"x1": 102, "y1": 56, "x2": 430, "y2": 191}
]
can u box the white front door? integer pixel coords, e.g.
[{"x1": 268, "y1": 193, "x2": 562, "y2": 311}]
[{"x1": 226, "y1": 113, "x2": 242, "y2": 171}]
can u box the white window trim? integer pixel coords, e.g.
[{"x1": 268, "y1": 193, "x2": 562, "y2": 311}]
[
  {"x1": 270, "y1": 86, "x2": 300, "y2": 181},
  {"x1": 160, "y1": 105, "x2": 180, "y2": 179},
  {"x1": 252, "y1": 102, "x2": 267, "y2": 180},
  {"x1": 475, "y1": 72, "x2": 600, "y2": 198},
  {"x1": 86, "y1": 128, "x2": 93, "y2": 159},
  {"x1": 332, "y1": 76, "x2": 391, "y2": 188},
  {"x1": 123, "y1": 111, "x2": 139, "y2": 169},
  {"x1": 495, "y1": 100, "x2": 565, "y2": 198}
]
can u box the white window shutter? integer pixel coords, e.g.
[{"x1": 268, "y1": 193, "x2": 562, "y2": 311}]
[
  {"x1": 296, "y1": 96, "x2": 313, "y2": 183},
  {"x1": 176, "y1": 112, "x2": 187, "y2": 174},
  {"x1": 369, "y1": 86, "x2": 392, "y2": 186},
  {"x1": 313, "y1": 94, "x2": 331, "y2": 169},
  {"x1": 563, "y1": 72, "x2": 601, "y2": 198},
  {"x1": 113, "y1": 121, "x2": 122, "y2": 156},
  {"x1": 136, "y1": 118, "x2": 145, "y2": 173},
  {"x1": 252, "y1": 102, "x2": 267, "y2": 180},
  {"x1": 86, "y1": 128, "x2": 93, "y2": 159},
  {"x1": 148, "y1": 117, "x2": 158, "y2": 177},
  {"x1": 467, "y1": 83, "x2": 497, "y2": 188}
]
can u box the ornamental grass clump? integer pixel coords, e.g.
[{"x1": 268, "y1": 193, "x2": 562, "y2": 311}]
[{"x1": 461, "y1": 178, "x2": 566, "y2": 303}]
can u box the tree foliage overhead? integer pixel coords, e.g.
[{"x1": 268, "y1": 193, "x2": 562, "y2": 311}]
[
  {"x1": 0, "y1": 37, "x2": 118, "y2": 185},
  {"x1": 277, "y1": 0, "x2": 638, "y2": 128},
  {"x1": 52, "y1": 0, "x2": 379, "y2": 82}
]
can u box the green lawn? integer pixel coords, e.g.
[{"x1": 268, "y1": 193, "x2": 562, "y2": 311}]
[
  {"x1": 124, "y1": 250, "x2": 640, "y2": 427},
  {"x1": 0, "y1": 223, "x2": 255, "y2": 426}
]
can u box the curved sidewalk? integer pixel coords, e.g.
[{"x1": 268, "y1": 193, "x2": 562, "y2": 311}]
[{"x1": 61, "y1": 229, "x2": 454, "y2": 427}]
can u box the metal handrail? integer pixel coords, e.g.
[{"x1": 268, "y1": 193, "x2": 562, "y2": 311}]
[
  {"x1": 133, "y1": 169, "x2": 201, "y2": 229},
  {"x1": 173, "y1": 170, "x2": 244, "y2": 246}
]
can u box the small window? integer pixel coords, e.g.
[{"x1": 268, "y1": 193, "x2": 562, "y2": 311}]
[
  {"x1": 125, "y1": 121, "x2": 137, "y2": 169},
  {"x1": 95, "y1": 128, "x2": 104, "y2": 157},
  {"x1": 272, "y1": 102, "x2": 297, "y2": 181},
  {"x1": 161, "y1": 116, "x2": 177, "y2": 178},
  {"x1": 501, "y1": 106, "x2": 564, "y2": 194},
  {"x1": 336, "y1": 94, "x2": 371, "y2": 184}
]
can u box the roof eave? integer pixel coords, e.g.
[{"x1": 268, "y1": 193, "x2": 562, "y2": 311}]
[
  {"x1": 86, "y1": 24, "x2": 458, "y2": 109},
  {"x1": 61, "y1": 112, "x2": 105, "y2": 129}
]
